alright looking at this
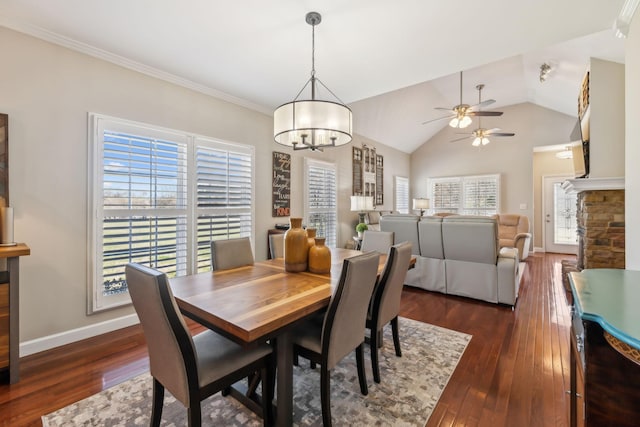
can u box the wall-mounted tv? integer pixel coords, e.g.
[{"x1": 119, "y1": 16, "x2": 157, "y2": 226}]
[{"x1": 573, "y1": 105, "x2": 590, "y2": 178}]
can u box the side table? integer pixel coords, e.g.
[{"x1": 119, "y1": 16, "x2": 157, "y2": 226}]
[{"x1": 0, "y1": 243, "x2": 30, "y2": 384}]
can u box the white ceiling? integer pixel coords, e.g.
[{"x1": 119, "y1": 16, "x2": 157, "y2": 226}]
[{"x1": 0, "y1": 0, "x2": 628, "y2": 153}]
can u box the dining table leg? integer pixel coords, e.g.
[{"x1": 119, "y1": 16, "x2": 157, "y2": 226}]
[{"x1": 276, "y1": 331, "x2": 294, "y2": 427}]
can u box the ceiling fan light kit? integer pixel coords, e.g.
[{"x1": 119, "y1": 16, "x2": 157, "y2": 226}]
[{"x1": 273, "y1": 12, "x2": 352, "y2": 152}]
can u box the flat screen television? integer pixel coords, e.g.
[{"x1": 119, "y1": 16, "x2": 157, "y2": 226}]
[{"x1": 572, "y1": 105, "x2": 590, "y2": 178}]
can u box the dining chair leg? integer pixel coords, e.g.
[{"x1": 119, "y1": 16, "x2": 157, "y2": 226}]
[
  {"x1": 151, "y1": 378, "x2": 164, "y2": 427},
  {"x1": 320, "y1": 366, "x2": 332, "y2": 427},
  {"x1": 370, "y1": 327, "x2": 381, "y2": 384},
  {"x1": 187, "y1": 401, "x2": 201, "y2": 427},
  {"x1": 391, "y1": 317, "x2": 402, "y2": 357},
  {"x1": 356, "y1": 344, "x2": 369, "y2": 395}
]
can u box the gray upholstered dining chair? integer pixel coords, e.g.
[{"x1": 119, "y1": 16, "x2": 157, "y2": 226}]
[
  {"x1": 291, "y1": 251, "x2": 380, "y2": 427},
  {"x1": 360, "y1": 230, "x2": 395, "y2": 254},
  {"x1": 268, "y1": 233, "x2": 284, "y2": 259},
  {"x1": 211, "y1": 237, "x2": 254, "y2": 270},
  {"x1": 366, "y1": 241, "x2": 413, "y2": 383},
  {"x1": 125, "y1": 263, "x2": 274, "y2": 427}
]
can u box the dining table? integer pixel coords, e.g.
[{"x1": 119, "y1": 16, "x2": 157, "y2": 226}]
[{"x1": 169, "y1": 247, "x2": 414, "y2": 427}]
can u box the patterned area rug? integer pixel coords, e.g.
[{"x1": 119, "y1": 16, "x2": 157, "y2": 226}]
[{"x1": 42, "y1": 317, "x2": 470, "y2": 426}]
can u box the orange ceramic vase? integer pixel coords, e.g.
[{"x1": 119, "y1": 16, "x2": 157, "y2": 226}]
[
  {"x1": 308, "y1": 237, "x2": 331, "y2": 274},
  {"x1": 284, "y1": 217, "x2": 308, "y2": 272},
  {"x1": 306, "y1": 227, "x2": 317, "y2": 253}
]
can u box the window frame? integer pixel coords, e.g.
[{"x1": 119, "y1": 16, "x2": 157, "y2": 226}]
[{"x1": 88, "y1": 113, "x2": 254, "y2": 313}]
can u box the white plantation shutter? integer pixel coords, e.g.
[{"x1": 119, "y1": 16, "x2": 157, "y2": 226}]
[
  {"x1": 89, "y1": 114, "x2": 254, "y2": 312},
  {"x1": 305, "y1": 158, "x2": 337, "y2": 247},
  {"x1": 395, "y1": 176, "x2": 409, "y2": 214},
  {"x1": 429, "y1": 174, "x2": 499, "y2": 216},
  {"x1": 463, "y1": 176, "x2": 499, "y2": 215},
  {"x1": 431, "y1": 178, "x2": 461, "y2": 214},
  {"x1": 195, "y1": 141, "x2": 253, "y2": 272}
]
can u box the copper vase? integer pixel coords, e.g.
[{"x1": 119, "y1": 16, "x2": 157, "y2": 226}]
[{"x1": 308, "y1": 237, "x2": 331, "y2": 274}]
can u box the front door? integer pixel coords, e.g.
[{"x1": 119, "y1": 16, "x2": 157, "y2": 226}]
[{"x1": 543, "y1": 175, "x2": 578, "y2": 254}]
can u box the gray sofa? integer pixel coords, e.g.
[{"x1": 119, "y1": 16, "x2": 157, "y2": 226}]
[{"x1": 380, "y1": 214, "x2": 520, "y2": 306}]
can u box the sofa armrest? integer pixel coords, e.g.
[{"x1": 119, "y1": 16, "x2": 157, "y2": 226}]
[
  {"x1": 497, "y1": 247, "x2": 519, "y2": 305},
  {"x1": 513, "y1": 232, "x2": 532, "y2": 260},
  {"x1": 499, "y1": 247, "x2": 518, "y2": 260}
]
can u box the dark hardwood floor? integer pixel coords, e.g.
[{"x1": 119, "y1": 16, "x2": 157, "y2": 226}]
[{"x1": 0, "y1": 252, "x2": 574, "y2": 427}]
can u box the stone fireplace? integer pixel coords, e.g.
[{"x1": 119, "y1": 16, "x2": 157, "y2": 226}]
[{"x1": 562, "y1": 177, "x2": 625, "y2": 270}]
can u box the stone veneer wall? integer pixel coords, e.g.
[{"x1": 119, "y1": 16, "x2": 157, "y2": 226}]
[{"x1": 578, "y1": 189, "x2": 625, "y2": 269}]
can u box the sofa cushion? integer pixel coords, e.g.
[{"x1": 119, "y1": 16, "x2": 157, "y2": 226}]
[
  {"x1": 418, "y1": 217, "x2": 444, "y2": 259},
  {"x1": 441, "y1": 216, "x2": 498, "y2": 264}
]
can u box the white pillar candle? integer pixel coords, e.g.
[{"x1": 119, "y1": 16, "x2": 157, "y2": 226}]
[{"x1": 0, "y1": 206, "x2": 14, "y2": 244}]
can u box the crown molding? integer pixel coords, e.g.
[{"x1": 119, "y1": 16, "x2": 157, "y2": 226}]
[
  {"x1": 561, "y1": 177, "x2": 625, "y2": 193},
  {"x1": 613, "y1": 0, "x2": 640, "y2": 38},
  {"x1": 0, "y1": 15, "x2": 272, "y2": 116}
]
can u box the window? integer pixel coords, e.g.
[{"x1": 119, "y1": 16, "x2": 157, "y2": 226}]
[
  {"x1": 395, "y1": 176, "x2": 409, "y2": 214},
  {"x1": 429, "y1": 174, "x2": 500, "y2": 216},
  {"x1": 88, "y1": 114, "x2": 254, "y2": 312},
  {"x1": 304, "y1": 158, "x2": 337, "y2": 247}
]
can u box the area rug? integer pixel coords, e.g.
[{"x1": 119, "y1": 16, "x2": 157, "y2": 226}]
[{"x1": 42, "y1": 317, "x2": 471, "y2": 427}]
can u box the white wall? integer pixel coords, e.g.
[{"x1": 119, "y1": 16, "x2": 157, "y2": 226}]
[
  {"x1": 0, "y1": 27, "x2": 410, "y2": 349},
  {"x1": 626, "y1": 13, "x2": 640, "y2": 269},
  {"x1": 410, "y1": 102, "x2": 576, "y2": 244},
  {"x1": 589, "y1": 58, "x2": 625, "y2": 178}
]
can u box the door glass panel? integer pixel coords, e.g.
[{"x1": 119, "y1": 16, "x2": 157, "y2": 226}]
[{"x1": 554, "y1": 182, "x2": 578, "y2": 245}]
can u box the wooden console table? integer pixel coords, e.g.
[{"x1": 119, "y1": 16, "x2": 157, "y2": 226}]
[
  {"x1": 0, "y1": 243, "x2": 30, "y2": 384},
  {"x1": 569, "y1": 269, "x2": 640, "y2": 426}
]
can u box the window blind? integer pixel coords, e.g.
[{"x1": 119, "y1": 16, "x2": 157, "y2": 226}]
[
  {"x1": 395, "y1": 176, "x2": 409, "y2": 214},
  {"x1": 305, "y1": 159, "x2": 337, "y2": 247},
  {"x1": 429, "y1": 174, "x2": 500, "y2": 216}
]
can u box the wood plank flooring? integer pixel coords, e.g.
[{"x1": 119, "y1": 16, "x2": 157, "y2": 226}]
[{"x1": 0, "y1": 252, "x2": 574, "y2": 427}]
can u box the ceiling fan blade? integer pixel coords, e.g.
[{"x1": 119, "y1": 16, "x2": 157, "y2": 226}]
[
  {"x1": 468, "y1": 111, "x2": 503, "y2": 117},
  {"x1": 489, "y1": 132, "x2": 515, "y2": 137},
  {"x1": 434, "y1": 107, "x2": 454, "y2": 111},
  {"x1": 422, "y1": 115, "x2": 454, "y2": 125},
  {"x1": 450, "y1": 136, "x2": 471, "y2": 143},
  {"x1": 469, "y1": 99, "x2": 496, "y2": 110}
]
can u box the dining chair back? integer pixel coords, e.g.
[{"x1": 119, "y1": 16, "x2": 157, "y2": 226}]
[
  {"x1": 125, "y1": 263, "x2": 273, "y2": 426},
  {"x1": 292, "y1": 251, "x2": 380, "y2": 427},
  {"x1": 211, "y1": 237, "x2": 254, "y2": 270},
  {"x1": 268, "y1": 233, "x2": 284, "y2": 259},
  {"x1": 367, "y1": 241, "x2": 413, "y2": 383},
  {"x1": 360, "y1": 230, "x2": 394, "y2": 254}
]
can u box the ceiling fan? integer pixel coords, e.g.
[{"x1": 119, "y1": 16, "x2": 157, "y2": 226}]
[
  {"x1": 422, "y1": 71, "x2": 503, "y2": 128},
  {"x1": 450, "y1": 84, "x2": 515, "y2": 146}
]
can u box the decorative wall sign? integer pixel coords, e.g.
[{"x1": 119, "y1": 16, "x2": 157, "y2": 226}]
[
  {"x1": 352, "y1": 144, "x2": 383, "y2": 206},
  {"x1": 272, "y1": 151, "x2": 291, "y2": 217}
]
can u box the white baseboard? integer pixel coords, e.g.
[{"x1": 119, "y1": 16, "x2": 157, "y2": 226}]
[
  {"x1": 534, "y1": 246, "x2": 545, "y2": 253},
  {"x1": 20, "y1": 314, "x2": 140, "y2": 357}
]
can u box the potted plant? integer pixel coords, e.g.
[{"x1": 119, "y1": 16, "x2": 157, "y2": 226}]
[{"x1": 356, "y1": 222, "x2": 368, "y2": 238}]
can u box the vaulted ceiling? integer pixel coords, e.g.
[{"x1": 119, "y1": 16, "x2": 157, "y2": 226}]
[{"x1": 0, "y1": 0, "x2": 628, "y2": 153}]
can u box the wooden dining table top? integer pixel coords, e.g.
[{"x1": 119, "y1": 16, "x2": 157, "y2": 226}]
[{"x1": 170, "y1": 248, "x2": 413, "y2": 344}]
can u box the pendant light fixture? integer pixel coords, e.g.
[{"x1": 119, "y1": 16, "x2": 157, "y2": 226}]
[{"x1": 273, "y1": 12, "x2": 353, "y2": 151}]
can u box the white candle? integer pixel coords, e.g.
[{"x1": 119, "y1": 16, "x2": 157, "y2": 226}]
[{"x1": 0, "y1": 206, "x2": 14, "y2": 244}]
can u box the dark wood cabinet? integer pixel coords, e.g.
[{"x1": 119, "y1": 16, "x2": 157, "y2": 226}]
[{"x1": 569, "y1": 270, "x2": 640, "y2": 427}]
